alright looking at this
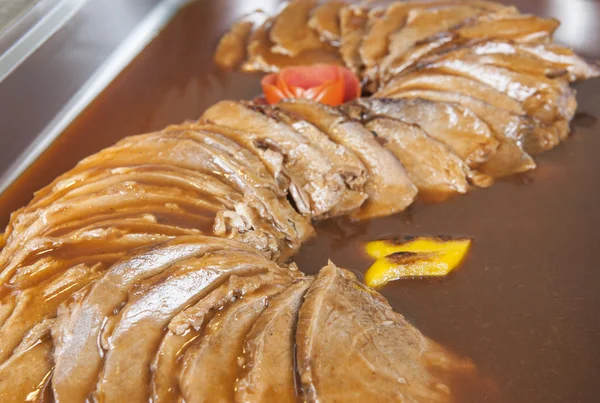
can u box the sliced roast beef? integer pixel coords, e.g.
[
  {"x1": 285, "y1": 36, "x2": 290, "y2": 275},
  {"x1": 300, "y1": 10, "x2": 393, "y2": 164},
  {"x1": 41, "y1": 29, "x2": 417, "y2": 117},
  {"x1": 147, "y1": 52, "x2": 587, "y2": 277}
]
[
  {"x1": 339, "y1": 5, "x2": 371, "y2": 74},
  {"x1": 379, "y1": 4, "x2": 493, "y2": 80},
  {"x1": 352, "y1": 97, "x2": 498, "y2": 168},
  {"x1": 376, "y1": 71, "x2": 525, "y2": 113},
  {"x1": 152, "y1": 268, "x2": 299, "y2": 403},
  {"x1": 514, "y1": 42, "x2": 600, "y2": 81},
  {"x1": 380, "y1": 9, "x2": 559, "y2": 79},
  {"x1": 363, "y1": 117, "x2": 470, "y2": 201},
  {"x1": 0, "y1": 318, "x2": 54, "y2": 402},
  {"x1": 173, "y1": 126, "x2": 314, "y2": 256},
  {"x1": 416, "y1": 39, "x2": 600, "y2": 83},
  {"x1": 375, "y1": 72, "x2": 561, "y2": 154},
  {"x1": 361, "y1": 1, "x2": 510, "y2": 85},
  {"x1": 70, "y1": 124, "x2": 313, "y2": 258},
  {"x1": 235, "y1": 278, "x2": 313, "y2": 403},
  {"x1": 383, "y1": 89, "x2": 536, "y2": 176},
  {"x1": 0, "y1": 264, "x2": 103, "y2": 366},
  {"x1": 296, "y1": 262, "x2": 481, "y2": 402},
  {"x1": 0, "y1": 184, "x2": 217, "y2": 287},
  {"x1": 50, "y1": 237, "x2": 258, "y2": 403},
  {"x1": 202, "y1": 100, "x2": 350, "y2": 218},
  {"x1": 214, "y1": 13, "x2": 260, "y2": 70},
  {"x1": 242, "y1": 17, "x2": 341, "y2": 73},
  {"x1": 7, "y1": 245, "x2": 157, "y2": 301},
  {"x1": 308, "y1": 0, "x2": 345, "y2": 45},
  {"x1": 20, "y1": 129, "x2": 303, "y2": 256},
  {"x1": 270, "y1": 0, "x2": 324, "y2": 57},
  {"x1": 452, "y1": 12, "x2": 559, "y2": 43},
  {"x1": 360, "y1": 1, "x2": 411, "y2": 77},
  {"x1": 419, "y1": 59, "x2": 577, "y2": 141},
  {"x1": 262, "y1": 105, "x2": 368, "y2": 216},
  {"x1": 178, "y1": 283, "x2": 288, "y2": 402},
  {"x1": 92, "y1": 245, "x2": 294, "y2": 402},
  {"x1": 2, "y1": 221, "x2": 179, "y2": 292},
  {"x1": 0, "y1": 337, "x2": 53, "y2": 403},
  {"x1": 150, "y1": 330, "x2": 198, "y2": 403},
  {"x1": 263, "y1": 106, "x2": 368, "y2": 190},
  {"x1": 277, "y1": 99, "x2": 417, "y2": 219},
  {"x1": 28, "y1": 165, "x2": 241, "y2": 213},
  {"x1": 415, "y1": 42, "x2": 571, "y2": 80}
]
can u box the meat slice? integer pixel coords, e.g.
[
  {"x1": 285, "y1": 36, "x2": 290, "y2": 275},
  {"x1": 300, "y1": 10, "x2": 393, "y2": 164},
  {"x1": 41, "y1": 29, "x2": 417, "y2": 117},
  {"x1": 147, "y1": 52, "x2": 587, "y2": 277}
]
[
  {"x1": 308, "y1": 0, "x2": 345, "y2": 44},
  {"x1": 0, "y1": 336, "x2": 53, "y2": 403},
  {"x1": 361, "y1": 1, "x2": 510, "y2": 85},
  {"x1": 296, "y1": 262, "x2": 481, "y2": 402},
  {"x1": 362, "y1": 117, "x2": 470, "y2": 201},
  {"x1": 50, "y1": 237, "x2": 259, "y2": 403},
  {"x1": 420, "y1": 59, "x2": 577, "y2": 142},
  {"x1": 27, "y1": 165, "x2": 241, "y2": 214},
  {"x1": 0, "y1": 170, "x2": 222, "y2": 286},
  {"x1": 83, "y1": 125, "x2": 313, "y2": 258},
  {"x1": 92, "y1": 244, "x2": 295, "y2": 402},
  {"x1": 150, "y1": 330, "x2": 198, "y2": 403},
  {"x1": 178, "y1": 283, "x2": 288, "y2": 402},
  {"x1": 383, "y1": 89, "x2": 536, "y2": 176},
  {"x1": 0, "y1": 264, "x2": 102, "y2": 365},
  {"x1": 379, "y1": 5, "x2": 492, "y2": 80},
  {"x1": 262, "y1": 105, "x2": 368, "y2": 216},
  {"x1": 415, "y1": 41, "x2": 570, "y2": 80},
  {"x1": 376, "y1": 71, "x2": 525, "y2": 113},
  {"x1": 381, "y1": 10, "x2": 557, "y2": 79},
  {"x1": 243, "y1": 17, "x2": 341, "y2": 73},
  {"x1": 0, "y1": 319, "x2": 54, "y2": 402},
  {"x1": 446, "y1": 46, "x2": 571, "y2": 80},
  {"x1": 360, "y1": 1, "x2": 411, "y2": 75},
  {"x1": 339, "y1": 5, "x2": 371, "y2": 74},
  {"x1": 452, "y1": 12, "x2": 559, "y2": 43},
  {"x1": 202, "y1": 101, "x2": 349, "y2": 218},
  {"x1": 214, "y1": 12, "x2": 261, "y2": 70},
  {"x1": 419, "y1": 40, "x2": 600, "y2": 83},
  {"x1": 513, "y1": 42, "x2": 600, "y2": 82},
  {"x1": 12, "y1": 124, "x2": 312, "y2": 261},
  {"x1": 375, "y1": 72, "x2": 561, "y2": 154},
  {"x1": 236, "y1": 278, "x2": 313, "y2": 403},
  {"x1": 353, "y1": 97, "x2": 498, "y2": 168},
  {"x1": 277, "y1": 99, "x2": 417, "y2": 219},
  {"x1": 270, "y1": 0, "x2": 324, "y2": 57},
  {"x1": 0, "y1": 208, "x2": 180, "y2": 291},
  {"x1": 169, "y1": 126, "x2": 314, "y2": 257},
  {"x1": 152, "y1": 267, "x2": 299, "y2": 402}
]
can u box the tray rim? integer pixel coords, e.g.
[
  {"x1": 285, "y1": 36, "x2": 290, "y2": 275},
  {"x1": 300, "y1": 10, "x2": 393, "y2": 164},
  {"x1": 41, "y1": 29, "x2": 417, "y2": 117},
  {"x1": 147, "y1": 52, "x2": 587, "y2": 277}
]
[{"x1": 0, "y1": 0, "x2": 191, "y2": 196}]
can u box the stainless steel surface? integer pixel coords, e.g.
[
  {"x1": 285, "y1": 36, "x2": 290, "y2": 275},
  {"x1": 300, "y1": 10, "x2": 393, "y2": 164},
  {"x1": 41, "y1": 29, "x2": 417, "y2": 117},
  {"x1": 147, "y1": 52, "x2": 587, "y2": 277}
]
[
  {"x1": 0, "y1": 0, "x2": 175, "y2": 195},
  {"x1": 0, "y1": 0, "x2": 88, "y2": 83},
  {"x1": 0, "y1": 0, "x2": 37, "y2": 33}
]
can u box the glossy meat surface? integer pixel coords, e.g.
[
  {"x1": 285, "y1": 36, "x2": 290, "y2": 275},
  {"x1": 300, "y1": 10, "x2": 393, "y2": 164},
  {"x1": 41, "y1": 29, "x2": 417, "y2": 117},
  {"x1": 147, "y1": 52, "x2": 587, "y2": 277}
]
[{"x1": 1, "y1": 0, "x2": 599, "y2": 401}]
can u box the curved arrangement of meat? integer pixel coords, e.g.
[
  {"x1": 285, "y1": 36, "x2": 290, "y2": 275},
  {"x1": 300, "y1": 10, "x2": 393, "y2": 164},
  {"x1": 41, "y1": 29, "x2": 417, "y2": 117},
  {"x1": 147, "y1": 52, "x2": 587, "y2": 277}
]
[{"x1": 0, "y1": 0, "x2": 598, "y2": 402}]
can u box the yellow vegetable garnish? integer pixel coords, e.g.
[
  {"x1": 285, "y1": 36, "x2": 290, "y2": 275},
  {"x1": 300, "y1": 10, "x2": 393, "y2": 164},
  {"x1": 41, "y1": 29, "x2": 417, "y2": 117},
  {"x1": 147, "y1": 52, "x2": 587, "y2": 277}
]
[
  {"x1": 365, "y1": 237, "x2": 471, "y2": 258},
  {"x1": 364, "y1": 237, "x2": 472, "y2": 288}
]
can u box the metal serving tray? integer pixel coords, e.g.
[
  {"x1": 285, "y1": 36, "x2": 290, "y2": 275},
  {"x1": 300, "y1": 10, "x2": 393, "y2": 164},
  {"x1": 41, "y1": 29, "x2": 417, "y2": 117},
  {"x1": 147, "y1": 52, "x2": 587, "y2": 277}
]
[{"x1": 0, "y1": 1, "x2": 599, "y2": 402}]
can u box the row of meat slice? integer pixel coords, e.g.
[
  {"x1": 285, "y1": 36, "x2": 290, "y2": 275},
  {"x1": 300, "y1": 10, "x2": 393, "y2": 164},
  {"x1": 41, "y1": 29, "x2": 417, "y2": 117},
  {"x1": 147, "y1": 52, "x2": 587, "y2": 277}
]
[
  {"x1": 204, "y1": 97, "x2": 498, "y2": 209},
  {"x1": 9, "y1": 236, "x2": 482, "y2": 403},
  {"x1": 0, "y1": 122, "x2": 318, "y2": 401},
  {"x1": 215, "y1": 0, "x2": 600, "y2": 176},
  {"x1": 215, "y1": 0, "x2": 597, "y2": 86},
  {"x1": 0, "y1": 94, "x2": 496, "y2": 401},
  {"x1": 0, "y1": 94, "x2": 504, "y2": 401}
]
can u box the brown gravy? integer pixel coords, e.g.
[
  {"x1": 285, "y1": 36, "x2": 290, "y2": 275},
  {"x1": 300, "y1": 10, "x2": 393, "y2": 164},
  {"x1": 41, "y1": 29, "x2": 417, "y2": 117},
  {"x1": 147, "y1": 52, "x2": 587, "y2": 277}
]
[{"x1": 1, "y1": 1, "x2": 599, "y2": 402}]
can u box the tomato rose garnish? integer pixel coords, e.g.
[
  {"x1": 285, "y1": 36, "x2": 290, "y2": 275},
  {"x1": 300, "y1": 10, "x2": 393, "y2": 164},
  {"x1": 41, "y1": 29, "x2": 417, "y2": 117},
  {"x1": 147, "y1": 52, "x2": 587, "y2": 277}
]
[{"x1": 261, "y1": 64, "x2": 361, "y2": 106}]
